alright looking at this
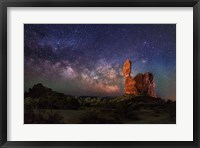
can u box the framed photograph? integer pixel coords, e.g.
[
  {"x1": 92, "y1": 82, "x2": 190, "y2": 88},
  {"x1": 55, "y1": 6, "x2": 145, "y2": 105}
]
[{"x1": 0, "y1": 0, "x2": 199, "y2": 147}]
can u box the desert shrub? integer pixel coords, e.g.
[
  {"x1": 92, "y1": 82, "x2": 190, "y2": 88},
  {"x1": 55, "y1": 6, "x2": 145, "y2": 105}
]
[
  {"x1": 79, "y1": 109, "x2": 121, "y2": 124},
  {"x1": 36, "y1": 111, "x2": 64, "y2": 124},
  {"x1": 165, "y1": 102, "x2": 176, "y2": 119},
  {"x1": 37, "y1": 97, "x2": 50, "y2": 109},
  {"x1": 24, "y1": 110, "x2": 64, "y2": 124},
  {"x1": 24, "y1": 97, "x2": 65, "y2": 123},
  {"x1": 24, "y1": 97, "x2": 38, "y2": 110},
  {"x1": 79, "y1": 109, "x2": 100, "y2": 123},
  {"x1": 28, "y1": 96, "x2": 80, "y2": 110},
  {"x1": 24, "y1": 97, "x2": 39, "y2": 123},
  {"x1": 63, "y1": 97, "x2": 80, "y2": 109}
]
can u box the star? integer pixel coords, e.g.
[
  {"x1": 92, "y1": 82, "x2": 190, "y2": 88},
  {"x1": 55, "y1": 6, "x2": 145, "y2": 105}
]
[{"x1": 142, "y1": 58, "x2": 148, "y2": 64}]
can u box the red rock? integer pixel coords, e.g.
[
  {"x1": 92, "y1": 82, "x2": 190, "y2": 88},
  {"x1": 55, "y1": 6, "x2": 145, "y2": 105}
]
[
  {"x1": 148, "y1": 80, "x2": 156, "y2": 97},
  {"x1": 122, "y1": 59, "x2": 156, "y2": 97},
  {"x1": 134, "y1": 73, "x2": 145, "y2": 93},
  {"x1": 125, "y1": 76, "x2": 138, "y2": 95},
  {"x1": 133, "y1": 72, "x2": 156, "y2": 97},
  {"x1": 146, "y1": 73, "x2": 156, "y2": 97},
  {"x1": 122, "y1": 59, "x2": 131, "y2": 77},
  {"x1": 143, "y1": 72, "x2": 150, "y2": 93}
]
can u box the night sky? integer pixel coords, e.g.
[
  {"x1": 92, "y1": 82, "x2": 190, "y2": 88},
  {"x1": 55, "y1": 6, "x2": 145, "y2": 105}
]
[{"x1": 24, "y1": 24, "x2": 176, "y2": 100}]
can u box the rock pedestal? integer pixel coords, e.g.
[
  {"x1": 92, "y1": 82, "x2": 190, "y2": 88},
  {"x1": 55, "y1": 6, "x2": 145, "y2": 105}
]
[
  {"x1": 122, "y1": 59, "x2": 156, "y2": 97},
  {"x1": 122, "y1": 59, "x2": 138, "y2": 95},
  {"x1": 125, "y1": 76, "x2": 138, "y2": 95}
]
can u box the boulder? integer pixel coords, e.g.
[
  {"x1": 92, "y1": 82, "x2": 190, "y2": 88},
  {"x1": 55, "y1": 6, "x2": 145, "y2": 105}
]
[{"x1": 122, "y1": 59, "x2": 131, "y2": 77}]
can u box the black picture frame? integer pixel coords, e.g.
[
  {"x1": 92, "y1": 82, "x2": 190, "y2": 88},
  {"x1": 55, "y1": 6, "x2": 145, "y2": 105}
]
[{"x1": 0, "y1": 0, "x2": 199, "y2": 147}]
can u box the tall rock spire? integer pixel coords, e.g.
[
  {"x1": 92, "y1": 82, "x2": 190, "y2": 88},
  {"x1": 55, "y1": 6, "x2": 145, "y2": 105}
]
[
  {"x1": 122, "y1": 59, "x2": 138, "y2": 95},
  {"x1": 122, "y1": 59, "x2": 131, "y2": 77}
]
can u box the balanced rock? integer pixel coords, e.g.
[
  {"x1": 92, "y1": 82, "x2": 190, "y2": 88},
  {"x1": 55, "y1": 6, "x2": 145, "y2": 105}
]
[
  {"x1": 123, "y1": 59, "x2": 138, "y2": 95},
  {"x1": 122, "y1": 59, "x2": 131, "y2": 77},
  {"x1": 122, "y1": 59, "x2": 156, "y2": 98},
  {"x1": 125, "y1": 76, "x2": 138, "y2": 96}
]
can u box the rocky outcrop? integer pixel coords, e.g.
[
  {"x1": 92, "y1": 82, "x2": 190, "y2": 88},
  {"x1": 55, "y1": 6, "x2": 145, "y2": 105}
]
[
  {"x1": 122, "y1": 59, "x2": 156, "y2": 97},
  {"x1": 134, "y1": 73, "x2": 145, "y2": 93},
  {"x1": 125, "y1": 76, "x2": 138, "y2": 95},
  {"x1": 122, "y1": 59, "x2": 138, "y2": 96},
  {"x1": 122, "y1": 59, "x2": 131, "y2": 77},
  {"x1": 25, "y1": 83, "x2": 70, "y2": 98},
  {"x1": 134, "y1": 72, "x2": 156, "y2": 97}
]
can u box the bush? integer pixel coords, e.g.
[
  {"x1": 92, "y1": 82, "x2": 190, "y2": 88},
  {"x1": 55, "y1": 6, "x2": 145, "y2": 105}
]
[
  {"x1": 24, "y1": 110, "x2": 64, "y2": 124},
  {"x1": 79, "y1": 109, "x2": 121, "y2": 124}
]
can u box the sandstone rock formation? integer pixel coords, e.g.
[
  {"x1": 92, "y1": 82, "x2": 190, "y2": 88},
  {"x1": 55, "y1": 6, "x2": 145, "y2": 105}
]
[
  {"x1": 122, "y1": 59, "x2": 156, "y2": 98},
  {"x1": 147, "y1": 73, "x2": 156, "y2": 98},
  {"x1": 122, "y1": 59, "x2": 131, "y2": 77},
  {"x1": 122, "y1": 59, "x2": 138, "y2": 96},
  {"x1": 134, "y1": 72, "x2": 156, "y2": 97},
  {"x1": 125, "y1": 76, "x2": 138, "y2": 95},
  {"x1": 134, "y1": 73, "x2": 146, "y2": 93}
]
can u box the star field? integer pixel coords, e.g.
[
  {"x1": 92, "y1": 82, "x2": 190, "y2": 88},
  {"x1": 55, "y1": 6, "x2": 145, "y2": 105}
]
[{"x1": 24, "y1": 24, "x2": 176, "y2": 100}]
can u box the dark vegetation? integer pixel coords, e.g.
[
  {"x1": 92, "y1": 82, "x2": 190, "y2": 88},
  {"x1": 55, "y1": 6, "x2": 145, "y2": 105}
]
[{"x1": 24, "y1": 83, "x2": 176, "y2": 124}]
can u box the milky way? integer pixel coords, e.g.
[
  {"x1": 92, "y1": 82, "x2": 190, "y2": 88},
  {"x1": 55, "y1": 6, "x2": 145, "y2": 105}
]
[{"x1": 24, "y1": 24, "x2": 176, "y2": 100}]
